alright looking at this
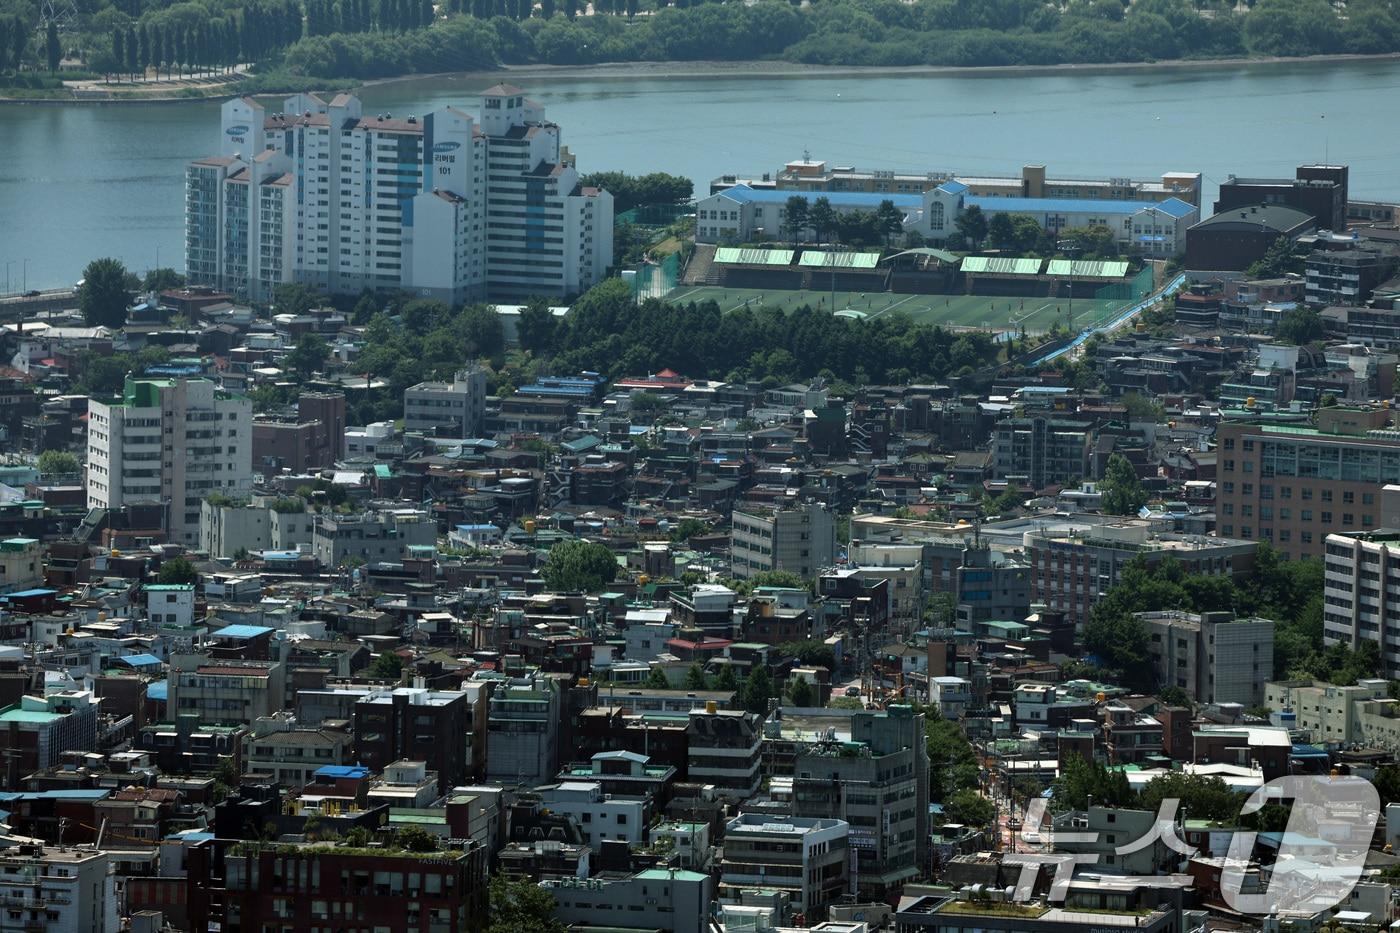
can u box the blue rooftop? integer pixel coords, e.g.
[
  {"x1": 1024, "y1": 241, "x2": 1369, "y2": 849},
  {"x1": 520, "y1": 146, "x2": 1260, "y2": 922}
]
[
  {"x1": 3, "y1": 589, "x2": 55, "y2": 599},
  {"x1": 315, "y1": 765, "x2": 370, "y2": 780},
  {"x1": 1151, "y1": 197, "x2": 1198, "y2": 219},
  {"x1": 118, "y1": 653, "x2": 163, "y2": 668},
  {"x1": 212, "y1": 624, "x2": 274, "y2": 640},
  {"x1": 714, "y1": 184, "x2": 922, "y2": 210},
  {"x1": 967, "y1": 195, "x2": 1167, "y2": 216},
  {"x1": 938, "y1": 180, "x2": 969, "y2": 195},
  {"x1": 0, "y1": 790, "x2": 110, "y2": 802}
]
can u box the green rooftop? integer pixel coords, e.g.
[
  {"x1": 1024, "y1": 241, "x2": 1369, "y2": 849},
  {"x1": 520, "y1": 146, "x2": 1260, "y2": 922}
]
[
  {"x1": 0, "y1": 708, "x2": 62, "y2": 724},
  {"x1": 635, "y1": 868, "x2": 709, "y2": 882}
]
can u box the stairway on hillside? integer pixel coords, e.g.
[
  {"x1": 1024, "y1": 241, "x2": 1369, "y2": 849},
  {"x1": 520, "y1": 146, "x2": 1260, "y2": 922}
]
[{"x1": 681, "y1": 243, "x2": 717, "y2": 285}]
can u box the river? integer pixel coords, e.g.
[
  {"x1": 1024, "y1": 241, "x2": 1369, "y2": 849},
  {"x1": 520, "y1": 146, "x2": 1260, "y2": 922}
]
[{"x1": 3, "y1": 57, "x2": 1400, "y2": 292}]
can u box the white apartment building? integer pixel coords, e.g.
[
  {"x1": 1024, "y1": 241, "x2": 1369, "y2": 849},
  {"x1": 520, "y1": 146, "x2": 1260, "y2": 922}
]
[
  {"x1": 1324, "y1": 530, "x2": 1400, "y2": 676},
  {"x1": 718, "y1": 813, "x2": 850, "y2": 915},
  {"x1": 87, "y1": 377, "x2": 253, "y2": 547},
  {"x1": 1266, "y1": 677, "x2": 1400, "y2": 750},
  {"x1": 536, "y1": 781, "x2": 649, "y2": 851},
  {"x1": 187, "y1": 85, "x2": 612, "y2": 304},
  {"x1": 404, "y1": 367, "x2": 487, "y2": 437},
  {"x1": 0, "y1": 845, "x2": 118, "y2": 933},
  {"x1": 199, "y1": 497, "x2": 315, "y2": 559},
  {"x1": 0, "y1": 537, "x2": 43, "y2": 595},
  {"x1": 731, "y1": 502, "x2": 837, "y2": 581},
  {"x1": 541, "y1": 869, "x2": 712, "y2": 933},
  {"x1": 1137, "y1": 610, "x2": 1275, "y2": 707}
]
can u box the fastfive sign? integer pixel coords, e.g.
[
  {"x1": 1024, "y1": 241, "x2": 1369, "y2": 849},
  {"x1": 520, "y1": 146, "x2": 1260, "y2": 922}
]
[{"x1": 433, "y1": 141, "x2": 460, "y2": 177}]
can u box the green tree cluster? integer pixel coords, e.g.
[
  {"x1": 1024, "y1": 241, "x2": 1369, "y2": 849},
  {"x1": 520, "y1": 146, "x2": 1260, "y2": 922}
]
[
  {"x1": 941, "y1": 788, "x2": 995, "y2": 826},
  {"x1": 578, "y1": 171, "x2": 693, "y2": 213},
  {"x1": 79, "y1": 258, "x2": 132, "y2": 328},
  {"x1": 924, "y1": 708, "x2": 979, "y2": 803},
  {"x1": 27, "y1": 0, "x2": 1400, "y2": 92},
  {"x1": 1276, "y1": 307, "x2": 1325, "y2": 346},
  {"x1": 541, "y1": 539, "x2": 619, "y2": 592},
  {"x1": 369, "y1": 650, "x2": 404, "y2": 679},
  {"x1": 1100, "y1": 453, "x2": 1148, "y2": 516},
  {"x1": 156, "y1": 556, "x2": 198, "y2": 585},
  {"x1": 779, "y1": 640, "x2": 836, "y2": 670},
  {"x1": 36, "y1": 450, "x2": 79, "y2": 477},
  {"x1": 1082, "y1": 544, "x2": 1346, "y2": 692}
]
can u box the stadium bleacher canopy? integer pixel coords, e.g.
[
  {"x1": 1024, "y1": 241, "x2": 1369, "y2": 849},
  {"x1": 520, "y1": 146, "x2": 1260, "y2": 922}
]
[
  {"x1": 798, "y1": 251, "x2": 882, "y2": 269},
  {"x1": 714, "y1": 247, "x2": 795, "y2": 265},
  {"x1": 960, "y1": 256, "x2": 1043, "y2": 275},
  {"x1": 1044, "y1": 259, "x2": 1131, "y2": 278}
]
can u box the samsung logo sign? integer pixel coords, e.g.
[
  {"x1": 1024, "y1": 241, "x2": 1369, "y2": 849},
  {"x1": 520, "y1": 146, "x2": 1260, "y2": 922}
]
[
  {"x1": 226, "y1": 125, "x2": 250, "y2": 136},
  {"x1": 433, "y1": 141, "x2": 460, "y2": 153}
]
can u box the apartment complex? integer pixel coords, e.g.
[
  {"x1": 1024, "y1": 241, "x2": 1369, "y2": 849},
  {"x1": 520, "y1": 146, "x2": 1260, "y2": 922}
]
[
  {"x1": 718, "y1": 813, "x2": 850, "y2": 915},
  {"x1": 730, "y1": 502, "x2": 837, "y2": 580},
  {"x1": 791, "y1": 706, "x2": 929, "y2": 897},
  {"x1": 215, "y1": 842, "x2": 486, "y2": 933},
  {"x1": 353, "y1": 686, "x2": 471, "y2": 793},
  {"x1": 310, "y1": 508, "x2": 437, "y2": 567},
  {"x1": 485, "y1": 672, "x2": 560, "y2": 786},
  {"x1": 1024, "y1": 520, "x2": 1257, "y2": 627},
  {"x1": 1265, "y1": 677, "x2": 1400, "y2": 749},
  {"x1": 167, "y1": 657, "x2": 287, "y2": 725},
  {"x1": 1215, "y1": 407, "x2": 1400, "y2": 559},
  {"x1": 685, "y1": 707, "x2": 762, "y2": 800},
  {"x1": 87, "y1": 376, "x2": 252, "y2": 548},
  {"x1": 0, "y1": 693, "x2": 100, "y2": 785},
  {"x1": 1137, "y1": 610, "x2": 1275, "y2": 707},
  {"x1": 542, "y1": 869, "x2": 712, "y2": 933},
  {"x1": 186, "y1": 85, "x2": 612, "y2": 303},
  {"x1": 992, "y1": 417, "x2": 1094, "y2": 489},
  {"x1": 404, "y1": 368, "x2": 488, "y2": 437},
  {"x1": 1322, "y1": 530, "x2": 1400, "y2": 677},
  {"x1": 0, "y1": 845, "x2": 118, "y2": 933}
]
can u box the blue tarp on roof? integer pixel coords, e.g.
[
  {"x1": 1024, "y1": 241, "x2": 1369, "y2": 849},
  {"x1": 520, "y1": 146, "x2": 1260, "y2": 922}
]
[
  {"x1": 147, "y1": 681, "x2": 168, "y2": 700},
  {"x1": 315, "y1": 765, "x2": 370, "y2": 780},
  {"x1": 118, "y1": 653, "x2": 162, "y2": 668},
  {"x1": 213, "y1": 624, "x2": 274, "y2": 640}
]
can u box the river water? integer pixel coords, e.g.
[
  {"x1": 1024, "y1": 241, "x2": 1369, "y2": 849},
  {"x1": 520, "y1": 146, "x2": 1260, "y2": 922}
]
[{"x1": 3, "y1": 58, "x2": 1400, "y2": 291}]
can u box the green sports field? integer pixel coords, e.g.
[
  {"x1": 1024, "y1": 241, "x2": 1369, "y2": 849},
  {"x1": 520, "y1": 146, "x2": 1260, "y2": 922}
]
[{"x1": 663, "y1": 285, "x2": 1131, "y2": 334}]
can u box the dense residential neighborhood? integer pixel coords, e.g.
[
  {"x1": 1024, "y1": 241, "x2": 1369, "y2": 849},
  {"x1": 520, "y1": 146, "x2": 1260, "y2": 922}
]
[{"x1": 10, "y1": 72, "x2": 1400, "y2": 933}]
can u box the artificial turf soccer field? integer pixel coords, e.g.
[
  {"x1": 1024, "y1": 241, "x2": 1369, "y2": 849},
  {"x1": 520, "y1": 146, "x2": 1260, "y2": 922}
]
[{"x1": 663, "y1": 284, "x2": 1132, "y2": 334}]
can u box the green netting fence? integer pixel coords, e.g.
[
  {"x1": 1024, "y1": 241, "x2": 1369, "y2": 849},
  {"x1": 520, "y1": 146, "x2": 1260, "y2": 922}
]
[
  {"x1": 1094, "y1": 264, "x2": 1155, "y2": 302},
  {"x1": 629, "y1": 251, "x2": 680, "y2": 302},
  {"x1": 616, "y1": 203, "x2": 693, "y2": 227}
]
